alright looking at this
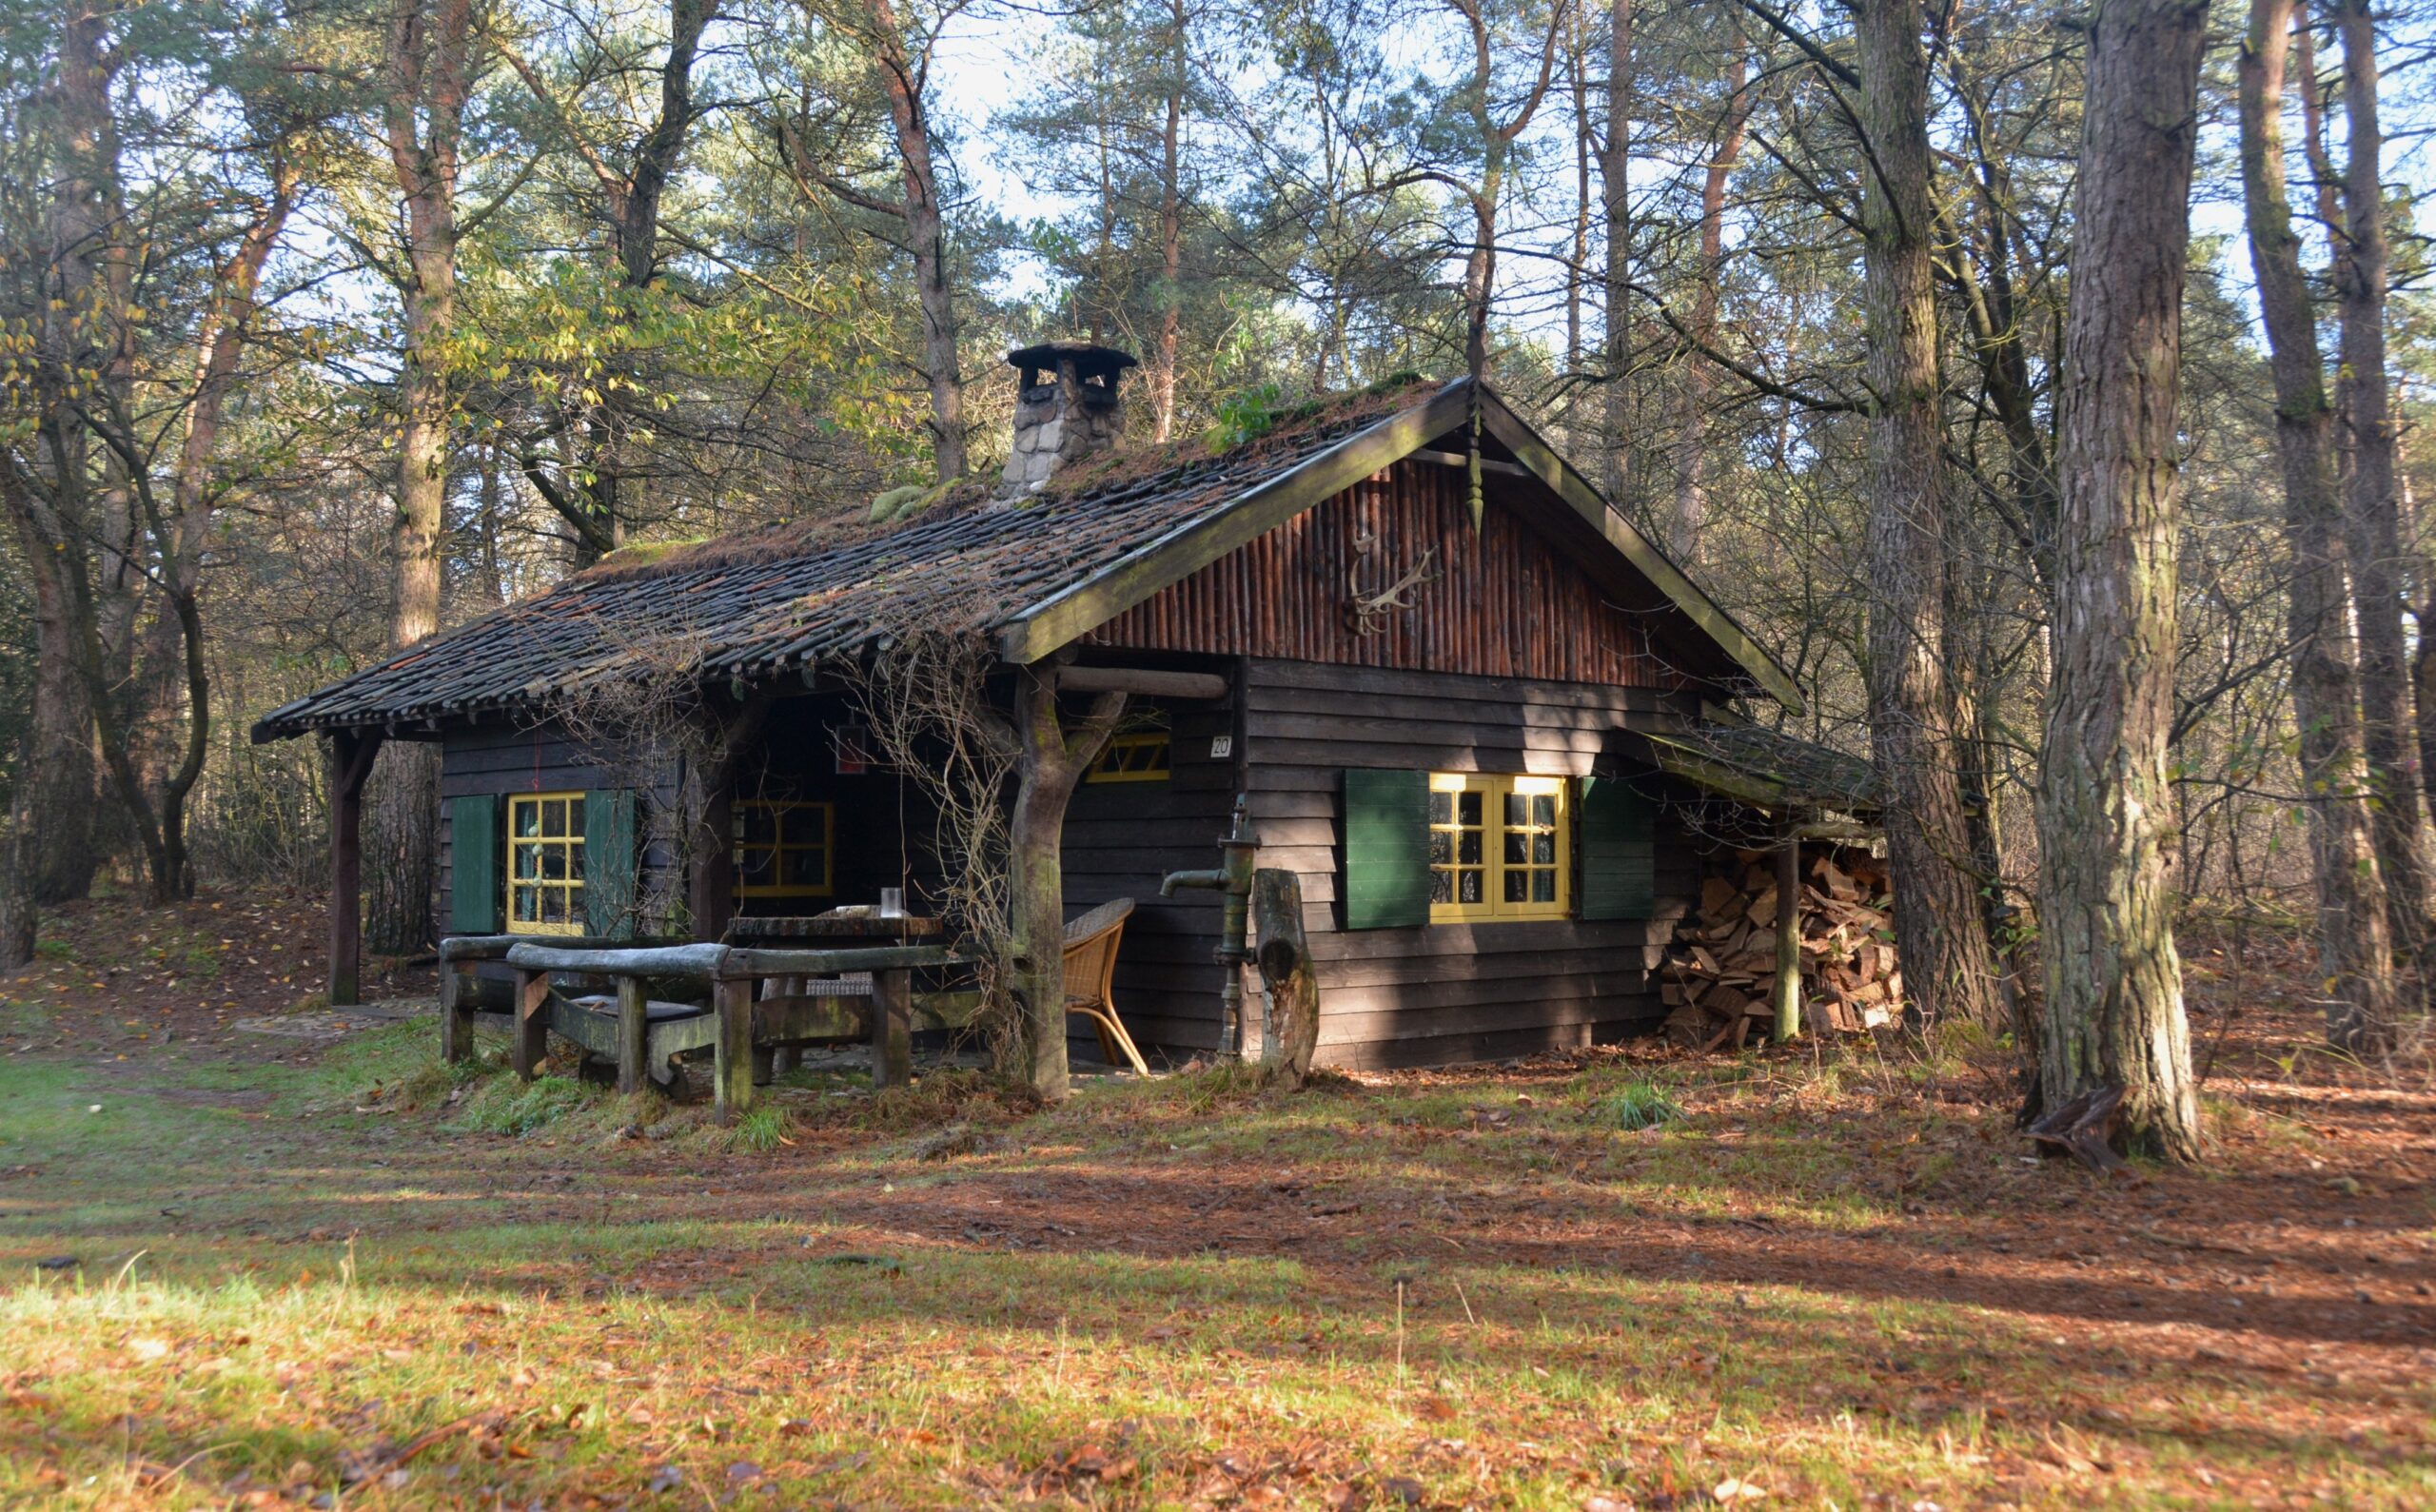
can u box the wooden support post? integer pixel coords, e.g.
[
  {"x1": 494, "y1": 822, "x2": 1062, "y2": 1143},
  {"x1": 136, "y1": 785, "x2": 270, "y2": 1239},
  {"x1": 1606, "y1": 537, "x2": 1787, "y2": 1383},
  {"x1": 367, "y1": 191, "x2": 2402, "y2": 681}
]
[
  {"x1": 872, "y1": 967, "x2": 914, "y2": 1090},
  {"x1": 440, "y1": 956, "x2": 475, "y2": 1063},
  {"x1": 325, "y1": 731, "x2": 381, "y2": 1008},
  {"x1": 616, "y1": 976, "x2": 648, "y2": 1094},
  {"x1": 1773, "y1": 832, "x2": 1802, "y2": 1042},
  {"x1": 713, "y1": 976, "x2": 753, "y2": 1123},
  {"x1": 513, "y1": 968, "x2": 551, "y2": 1079}
]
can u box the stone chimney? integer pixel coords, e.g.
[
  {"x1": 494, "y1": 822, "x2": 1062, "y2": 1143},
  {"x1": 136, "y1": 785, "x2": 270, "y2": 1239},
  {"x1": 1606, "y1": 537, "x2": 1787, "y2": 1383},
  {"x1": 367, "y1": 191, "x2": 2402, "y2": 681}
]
[{"x1": 999, "y1": 341, "x2": 1136, "y2": 497}]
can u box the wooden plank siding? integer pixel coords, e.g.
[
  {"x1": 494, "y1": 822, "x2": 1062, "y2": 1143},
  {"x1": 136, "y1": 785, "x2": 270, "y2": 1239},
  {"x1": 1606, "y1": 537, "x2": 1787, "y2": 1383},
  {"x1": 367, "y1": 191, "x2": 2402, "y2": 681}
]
[
  {"x1": 438, "y1": 719, "x2": 681, "y2": 936},
  {"x1": 1226, "y1": 658, "x2": 1716, "y2": 1071},
  {"x1": 1084, "y1": 457, "x2": 1702, "y2": 690}
]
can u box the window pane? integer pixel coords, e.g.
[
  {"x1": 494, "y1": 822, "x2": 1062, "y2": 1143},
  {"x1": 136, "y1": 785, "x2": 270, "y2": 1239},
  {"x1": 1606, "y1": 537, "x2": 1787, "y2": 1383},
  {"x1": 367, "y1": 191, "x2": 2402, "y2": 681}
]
[
  {"x1": 512, "y1": 844, "x2": 537, "y2": 880},
  {"x1": 741, "y1": 804, "x2": 779, "y2": 843},
  {"x1": 1506, "y1": 792, "x2": 1529, "y2": 827},
  {"x1": 1140, "y1": 742, "x2": 1169, "y2": 774},
  {"x1": 1504, "y1": 869, "x2": 1528, "y2": 903},
  {"x1": 541, "y1": 846, "x2": 565, "y2": 881},
  {"x1": 1429, "y1": 792, "x2": 1452, "y2": 825},
  {"x1": 1459, "y1": 870, "x2": 1483, "y2": 904},
  {"x1": 513, "y1": 886, "x2": 537, "y2": 923},
  {"x1": 1430, "y1": 870, "x2": 1453, "y2": 904},
  {"x1": 1458, "y1": 792, "x2": 1483, "y2": 825},
  {"x1": 1532, "y1": 870, "x2": 1556, "y2": 903},
  {"x1": 737, "y1": 847, "x2": 774, "y2": 883},
  {"x1": 1458, "y1": 832, "x2": 1482, "y2": 865},
  {"x1": 541, "y1": 799, "x2": 565, "y2": 838},
  {"x1": 783, "y1": 849, "x2": 825, "y2": 887},
  {"x1": 540, "y1": 888, "x2": 565, "y2": 925},
  {"x1": 1533, "y1": 833, "x2": 1555, "y2": 864},
  {"x1": 567, "y1": 796, "x2": 585, "y2": 834},
  {"x1": 568, "y1": 843, "x2": 585, "y2": 882},
  {"x1": 1504, "y1": 833, "x2": 1528, "y2": 865},
  {"x1": 1532, "y1": 795, "x2": 1556, "y2": 827},
  {"x1": 513, "y1": 802, "x2": 540, "y2": 838}
]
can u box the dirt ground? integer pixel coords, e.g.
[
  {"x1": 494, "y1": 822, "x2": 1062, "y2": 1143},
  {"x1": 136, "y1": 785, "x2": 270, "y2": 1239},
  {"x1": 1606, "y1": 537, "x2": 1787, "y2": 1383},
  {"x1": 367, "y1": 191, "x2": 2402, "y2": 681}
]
[{"x1": 2, "y1": 888, "x2": 2432, "y2": 1508}]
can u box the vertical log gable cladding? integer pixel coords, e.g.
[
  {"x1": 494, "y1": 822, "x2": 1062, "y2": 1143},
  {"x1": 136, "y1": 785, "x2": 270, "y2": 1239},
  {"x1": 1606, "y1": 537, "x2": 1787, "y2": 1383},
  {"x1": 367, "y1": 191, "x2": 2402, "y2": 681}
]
[{"x1": 1085, "y1": 458, "x2": 1698, "y2": 688}]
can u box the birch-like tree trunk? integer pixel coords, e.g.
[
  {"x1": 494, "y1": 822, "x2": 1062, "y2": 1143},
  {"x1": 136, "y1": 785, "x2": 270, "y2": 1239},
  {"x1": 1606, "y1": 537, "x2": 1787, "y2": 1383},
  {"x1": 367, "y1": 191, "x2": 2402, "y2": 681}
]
[
  {"x1": 1151, "y1": 0, "x2": 1187, "y2": 442},
  {"x1": 1856, "y1": 0, "x2": 2001, "y2": 1031},
  {"x1": 367, "y1": 0, "x2": 473, "y2": 953},
  {"x1": 2035, "y1": 0, "x2": 2208, "y2": 1161},
  {"x1": 1670, "y1": 31, "x2": 1748, "y2": 563},
  {"x1": 2238, "y1": 0, "x2": 2398, "y2": 1051},
  {"x1": 867, "y1": 0, "x2": 965, "y2": 481},
  {"x1": 2330, "y1": 0, "x2": 2427, "y2": 953},
  {"x1": 1599, "y1": 0, "x2": 1633, "y2": 501}
]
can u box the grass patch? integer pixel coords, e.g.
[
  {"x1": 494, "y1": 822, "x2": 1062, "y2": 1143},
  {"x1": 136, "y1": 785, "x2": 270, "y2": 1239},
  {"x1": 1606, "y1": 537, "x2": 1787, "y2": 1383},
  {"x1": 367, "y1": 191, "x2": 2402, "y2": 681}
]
[
  {"x1": 1593, "y1": 1078, "x2": 1685, "y2": 1131},
  {"x1": 724, "y1": 1104, "x2": 794, "y2": 1153},
  {"x1": 445, "y1": 1073, "x2": 596, "y2": 1137}
]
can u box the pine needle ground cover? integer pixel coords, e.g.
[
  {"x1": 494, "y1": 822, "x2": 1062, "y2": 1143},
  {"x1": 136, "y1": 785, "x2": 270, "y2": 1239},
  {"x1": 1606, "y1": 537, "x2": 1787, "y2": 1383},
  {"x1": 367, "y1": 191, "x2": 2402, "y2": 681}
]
[{"x1": 1, "y1": 895, "x2": 2430, "y2": 1508}]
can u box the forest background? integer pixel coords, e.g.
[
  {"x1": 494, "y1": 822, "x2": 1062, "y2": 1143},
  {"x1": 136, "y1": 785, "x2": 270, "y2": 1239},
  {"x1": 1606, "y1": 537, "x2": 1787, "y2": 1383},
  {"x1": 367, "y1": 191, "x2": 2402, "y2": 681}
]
[{"x1": 1, "y1": 0, "x2": 2432, "y2": 1075}]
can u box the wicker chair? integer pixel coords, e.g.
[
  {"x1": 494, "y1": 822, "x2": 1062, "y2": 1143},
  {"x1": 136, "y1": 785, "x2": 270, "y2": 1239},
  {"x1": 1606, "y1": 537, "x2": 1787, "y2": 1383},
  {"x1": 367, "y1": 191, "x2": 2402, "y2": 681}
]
[{"x1": 1063, "y1": 898, "x2": 1149, "y2": 1075}]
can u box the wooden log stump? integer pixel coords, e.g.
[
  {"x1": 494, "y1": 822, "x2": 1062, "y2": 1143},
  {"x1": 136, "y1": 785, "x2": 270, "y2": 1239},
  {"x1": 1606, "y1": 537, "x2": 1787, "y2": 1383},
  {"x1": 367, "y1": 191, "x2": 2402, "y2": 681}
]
[{"x1": 1251, "y1": 868, "x2": 1318, "y2": 1087}]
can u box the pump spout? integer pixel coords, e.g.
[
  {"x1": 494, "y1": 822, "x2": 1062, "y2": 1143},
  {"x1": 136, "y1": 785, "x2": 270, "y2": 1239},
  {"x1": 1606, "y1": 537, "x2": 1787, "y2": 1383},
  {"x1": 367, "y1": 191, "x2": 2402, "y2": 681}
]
[{"x1": 1161, "y1": 868, "x2": 1227, "y2": 898}]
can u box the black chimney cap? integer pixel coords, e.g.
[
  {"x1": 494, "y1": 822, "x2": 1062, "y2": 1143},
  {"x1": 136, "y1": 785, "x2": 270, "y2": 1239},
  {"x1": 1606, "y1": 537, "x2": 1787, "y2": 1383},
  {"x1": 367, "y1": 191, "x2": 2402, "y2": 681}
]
[{"x1": 1006, "y1": 340, "x2": 1138, "y2": 382}]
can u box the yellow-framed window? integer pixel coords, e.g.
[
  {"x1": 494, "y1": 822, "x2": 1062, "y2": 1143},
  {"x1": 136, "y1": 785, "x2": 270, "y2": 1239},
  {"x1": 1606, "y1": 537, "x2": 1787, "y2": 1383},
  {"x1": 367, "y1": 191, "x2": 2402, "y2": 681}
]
[
  {"x1": 734, "y1": 799, "x2": 835, "y2": 898},
  {"x1": 1428, "y1": 774, "x2": 1570, "y2": 921},
  {"x1": 507, "y1": 792, "x2": 587, "y2": 936},
  {"x1": 1089, "y1": 731, "x2": 1171, "y2": 783}
]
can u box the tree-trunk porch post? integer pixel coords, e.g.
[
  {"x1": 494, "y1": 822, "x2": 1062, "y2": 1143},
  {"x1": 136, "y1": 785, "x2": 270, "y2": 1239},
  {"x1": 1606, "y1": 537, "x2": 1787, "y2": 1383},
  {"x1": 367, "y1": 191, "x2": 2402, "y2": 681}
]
[
  {"x1": 325, "y1": 730, "x2": 382, "y2": 1007},
  {"x1": 1772, "y1": 828, "x2": 1802, "y2": 1042}
]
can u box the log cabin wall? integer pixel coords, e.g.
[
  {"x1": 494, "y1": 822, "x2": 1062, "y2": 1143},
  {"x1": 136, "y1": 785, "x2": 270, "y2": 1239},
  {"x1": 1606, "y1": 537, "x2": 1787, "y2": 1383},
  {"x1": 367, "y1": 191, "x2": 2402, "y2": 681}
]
[
  {"x1": 1236, "y1": 658, "x2": 1716, "y2": 1071},
  {"x1": 1085, "y1": 457, "x2": 1702, "y2": 690},
  {"x1": 1060, "y1": 690, "x2": 1237, "y2": 1055},
  {"x1": 438, "y1": 718, "x2": 682, "y2": 936}
]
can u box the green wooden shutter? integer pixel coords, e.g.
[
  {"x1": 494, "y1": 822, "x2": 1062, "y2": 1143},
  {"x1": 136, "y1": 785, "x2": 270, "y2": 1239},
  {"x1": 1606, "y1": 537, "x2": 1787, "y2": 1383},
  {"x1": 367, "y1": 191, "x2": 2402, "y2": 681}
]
[
  {"x1": 1342, "y1": 768, "x2": 1431, "y2": 930},
  {"x1": 1578, "y1": 776, "x2": 1657, "y2": 920},
  {"x1": 448, "y1": 794, "x2": 502, "y2": 934},
  {"x1": 583, "y1": 788, "x2": 639, "y2": 939}
]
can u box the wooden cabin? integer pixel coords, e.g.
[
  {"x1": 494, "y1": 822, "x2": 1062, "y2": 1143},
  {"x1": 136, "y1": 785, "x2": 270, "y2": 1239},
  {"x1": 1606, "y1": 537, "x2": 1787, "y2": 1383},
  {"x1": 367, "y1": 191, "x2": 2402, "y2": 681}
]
[{"x1": 255, "y1": 348, "x2": 1874, "y2": 1070}]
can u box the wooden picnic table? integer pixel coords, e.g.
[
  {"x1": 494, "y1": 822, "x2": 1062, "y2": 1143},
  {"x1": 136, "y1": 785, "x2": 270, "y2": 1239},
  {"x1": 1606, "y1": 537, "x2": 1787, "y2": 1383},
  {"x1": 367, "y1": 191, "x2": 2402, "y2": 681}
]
[{"x1": 440, "y1": 933, "x2": 973, "y2": 1122}]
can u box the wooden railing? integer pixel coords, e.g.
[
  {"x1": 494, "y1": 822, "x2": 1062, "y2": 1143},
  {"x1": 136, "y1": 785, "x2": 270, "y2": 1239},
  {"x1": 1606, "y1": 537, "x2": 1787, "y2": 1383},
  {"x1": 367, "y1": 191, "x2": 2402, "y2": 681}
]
[{"x1": 439, "y1": 934, "x2": 974, "y2": 1122}]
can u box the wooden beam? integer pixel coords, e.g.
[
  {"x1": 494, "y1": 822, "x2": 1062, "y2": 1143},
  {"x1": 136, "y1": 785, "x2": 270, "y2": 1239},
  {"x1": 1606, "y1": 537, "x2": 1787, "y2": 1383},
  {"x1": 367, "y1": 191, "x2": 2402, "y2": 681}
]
[
  {"x1": 616, "y1": 976, "x2": 648, "y2": 1094},
  {"x1": 713, "y1": 976, "x2": 753, "y2": 1123},
  {"x1": 1773, "y1": 835, "x2": 1802, "y2": 1042},
  {"x1": 325, "y1": 730, "x2": 381, "y2": 1008},
  {"x1": 1471, "y1": 389, "x2": 1807, "y2": 714},
  {"x1": 997, "y1": 382, "x2": 1475, "y2": 662},
  {"x1": 721, "y1": 943, "x2": 967, "y2": 978},
  {"x1": 1408, "y1": 447, "x2": 1531, "y2": 477},
  {"x1": 512, "y1": 968, "x2": 551, "y2": 1080},
  {"x1": 1056, "y1": 665, "x2": 1230, "y2": 700},
  {"x1": 503, "y1": 940, "x2": 731, "y2": 977},
  {"x1": 871, "y1": 967, "x2": 913, "y2": 1090}
]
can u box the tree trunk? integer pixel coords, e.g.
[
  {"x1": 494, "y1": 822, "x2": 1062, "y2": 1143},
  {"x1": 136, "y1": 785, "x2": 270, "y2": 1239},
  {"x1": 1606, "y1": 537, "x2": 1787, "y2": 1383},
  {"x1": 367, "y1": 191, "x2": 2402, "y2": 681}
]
[
  {"x1": 0, "y1": 724, "x2": 39, "y2": 969},
  {"x1": 1671, "y1": 34, "x2": 1749, "y2": 563},
  {"x1": 869, "y1": 0, "x2": 965, "y2": 481},
  {"x1": 1002, "y1": 667, "x2": 1125, "y2": 1102},
  {"x1": 2331, "y1": 0, "x2": 2426, "y2": 952},
  {"x1": 2034, "y1": 0, "x2": 2208, "y2": 1162},
  {"x1": 6, "y1": 504, "x2": 99, "y2": 903},
  {"x1": 1152, "y1": 0, "x2": 1186, "y2": 442},
  {"x1": 367, "y1": 0, "x2": 472, "y2": 954},
  {"x1": 1856, "y1": 0, "x2": 2001, "y2": 1031},
  {"x1": 2239, "y1": 0, "x2": 2399, "y2": 1052},
  {"x1": 1599, "y1": 0, "x2": 1634, "y2": 501}
]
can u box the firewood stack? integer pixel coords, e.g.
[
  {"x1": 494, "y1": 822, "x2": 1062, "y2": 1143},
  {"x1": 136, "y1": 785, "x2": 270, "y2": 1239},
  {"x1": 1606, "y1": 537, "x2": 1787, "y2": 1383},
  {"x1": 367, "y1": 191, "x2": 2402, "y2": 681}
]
[{"x1": 1660, "y1": 849, "x2": 1901, "y2": 1049}]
